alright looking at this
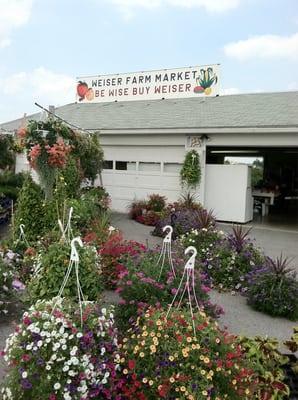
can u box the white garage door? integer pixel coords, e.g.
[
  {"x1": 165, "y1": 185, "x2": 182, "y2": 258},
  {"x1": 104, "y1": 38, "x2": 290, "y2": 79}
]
[{"x1": 101, "y1": 145, "x2": 185, "y2": 212}]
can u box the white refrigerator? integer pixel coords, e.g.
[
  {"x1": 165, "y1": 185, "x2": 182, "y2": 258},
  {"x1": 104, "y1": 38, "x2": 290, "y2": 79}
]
[{"x1": 204, "y1": 164, "x2": 253, "y2": 223}]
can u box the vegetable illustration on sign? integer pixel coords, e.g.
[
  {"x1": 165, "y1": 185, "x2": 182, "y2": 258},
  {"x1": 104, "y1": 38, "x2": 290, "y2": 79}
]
[
  {"x1": 76, "y1": 81, "x2": 94, "y2": 102},
  {"x1": 193, "y1": 67, "x2": 218, "y2": 95}
]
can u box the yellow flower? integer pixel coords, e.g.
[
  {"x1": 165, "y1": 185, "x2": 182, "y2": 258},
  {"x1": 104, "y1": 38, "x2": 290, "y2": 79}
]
[
  {"x1": 215, "y1": 338, "x2": 220, "y2": 344},
  {"x1": 150, "y1": 345, "x2": 156, "y2": 353},
  {"x1": 186, "y1": 337, "x2": 192, "y2": 343},
  {"x1": 202, "y1": 390, "x2": 208, "y2": 396},
  {"x1": 199, "y1": 355, "x2": 204, "y2": 361},
  {"x1": 156, "y1": 320, "x2": 162, "y2": 326},
  {"x1": 170, "y1": 377, "x2": 175, "y2": 383},
  {"x1": 204, "y1": 357, "x2": 210, "y2": 364},
  {"x1": 245, "y1": 389, "x2": 250, "y2": 395},
  {"x1": 149, "y1": 380, "x2": 154, "y2": 386},
  {"x1": 142, "y1": 331, "x2": 148, "y2": 337},
  {"x1": 157, "y1": 332, "x2": 161, "y2": 337},
  {"x1": 169, "y1": 356, "x2": 174, "y2": 361},
  {"x1": 232, "y1": 379, "x2": 237, "y2": 385},
  {"x1": 200, "y1": 370, "x2": 206, "y2": 375},
  {"x1": 150, "y1": 332, "x2": 155, "y2": 337},
  {"x1": 139, "y1": 352, "x2": 145, "y2": 357},
  {"x1": 123, "y1": 369, "x2": 128, "y2": 374},
  {"x1": 180, "y1": 386, "x2": 186, "y2": 392},
  {"x1": 143, "y1": 378, "x2": 148, "y2": 383}
]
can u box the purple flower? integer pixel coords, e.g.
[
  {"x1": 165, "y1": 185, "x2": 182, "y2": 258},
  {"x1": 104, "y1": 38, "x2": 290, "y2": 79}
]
[{"x1": 21, "y1": 378, "x2": 32, "y2": 390}]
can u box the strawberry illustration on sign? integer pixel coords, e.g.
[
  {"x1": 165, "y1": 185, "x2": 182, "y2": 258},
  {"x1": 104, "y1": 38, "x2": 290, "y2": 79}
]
[
  {"x1": 193, "y1": 67, "x2": 218, "y2": 95},
  {"x1": 76, "y1": 81, "x2": 89, "y2": 101}
]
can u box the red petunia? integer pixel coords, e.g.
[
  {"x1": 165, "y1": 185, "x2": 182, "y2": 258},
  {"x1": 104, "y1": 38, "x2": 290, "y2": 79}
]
[{"x1": 128, "y1": 359, "x2": 136, "y2": 370}]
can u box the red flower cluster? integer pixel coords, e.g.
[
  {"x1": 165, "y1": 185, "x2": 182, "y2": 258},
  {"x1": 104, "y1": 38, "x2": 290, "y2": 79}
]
[
  {"x1": 135, "y1": 211, "x2": 160, "y2": 226},
  {"x1": 17, "y1": 127, "x2": 27, "y2": 138},
  {"x1": 100, "y1": 233, "x2": 146, "y2": 289},
  {"x1": 46, "y1": 138, "x2": 71, "y2": 168},
  {"x1": 28, "y1": 144, "x2": 41, "y2": 169}
]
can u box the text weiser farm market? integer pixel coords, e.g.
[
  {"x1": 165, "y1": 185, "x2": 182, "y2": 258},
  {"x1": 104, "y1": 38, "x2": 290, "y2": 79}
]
[{"x1": 76, "y1": 65, "x2": 220, "y2": 103}]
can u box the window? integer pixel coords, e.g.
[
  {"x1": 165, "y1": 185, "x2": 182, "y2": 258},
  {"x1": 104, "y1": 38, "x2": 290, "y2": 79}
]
[
  {"x1": 103, "y1": 160, "x2": 113, "y2": 169},
  {"x1": 115, "y1": 161, "x2": 136, "y2": 171},
  {"x1": 163, "y1": 163, "x2": 182, "y2": 173},
  {"x1": 139, "y1": 162, "x2": 161, "y2": 172}
]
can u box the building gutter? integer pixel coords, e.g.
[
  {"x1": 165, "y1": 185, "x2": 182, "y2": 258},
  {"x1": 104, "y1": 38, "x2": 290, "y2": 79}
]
[{"x1": 92, "y1": 126, "x2": 298, "y2": 135}]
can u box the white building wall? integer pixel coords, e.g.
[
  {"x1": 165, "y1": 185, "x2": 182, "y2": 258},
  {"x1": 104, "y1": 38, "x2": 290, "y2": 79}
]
[{"x1": 15, "y1": 130, "x2": 298, "y2": 213}]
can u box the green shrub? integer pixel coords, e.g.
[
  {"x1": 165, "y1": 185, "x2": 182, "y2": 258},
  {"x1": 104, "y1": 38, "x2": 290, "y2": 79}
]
[
  {"x1": 13, "y1": 175, "x2": 46, "y2": 242},
  {"x1": 0, "y1": 134, "x2": 15, "y2": 170},
  {"x1": 0, "y1": 171, "x2": 25, "y2": 201},
  {"x1": 60, "y1": 156, "x2": 82, "y2": 198},
  {"x1": 27, "y1": 241, "x2": 102, "y2": 303}
]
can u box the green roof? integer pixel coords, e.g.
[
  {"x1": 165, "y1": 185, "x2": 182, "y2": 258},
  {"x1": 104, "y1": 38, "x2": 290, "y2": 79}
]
[{"x1": 1, "y1": 91, "x2": 298, "y2": 132}]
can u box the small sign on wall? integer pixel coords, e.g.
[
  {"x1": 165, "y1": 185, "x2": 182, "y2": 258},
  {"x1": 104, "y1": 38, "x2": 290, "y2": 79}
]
[{"x1": 76, "y1": 65, "x2": 220, "y2": 103}]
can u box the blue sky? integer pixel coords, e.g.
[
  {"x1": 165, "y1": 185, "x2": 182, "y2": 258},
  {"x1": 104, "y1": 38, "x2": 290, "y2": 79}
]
[{"x1": 0, "y1": 0, "x2": 297, "y2": 123}]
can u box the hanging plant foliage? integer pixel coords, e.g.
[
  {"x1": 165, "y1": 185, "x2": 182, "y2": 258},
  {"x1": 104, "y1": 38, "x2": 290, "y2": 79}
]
[
  {"x1": 180, "y1": 149, "x2": 201, "y2": 188},
  {"x1": 18, "y1": 119, "x2": 104, "y2": 198}
]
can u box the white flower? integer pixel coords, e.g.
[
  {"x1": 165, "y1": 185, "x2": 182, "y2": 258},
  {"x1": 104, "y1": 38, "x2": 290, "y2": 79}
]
[
  {"x1": 76, "y1": 333, "x2": 83, "y2": 338},
  {"x1": 71, "y1": 357, "x2": 79, "y2": 365},
  {"x1": 37, "y1": 340, "x2": 43, "y2": 347},
  {"x1": 62, "y1": 345, "x2": 67, "y2": 350},
  {"x1": 54, "y1": 383, "x2": 61, "y2": 390},
  {"x1": 21, "y1": 371, "x2": 27, "y2": 378},
  {"x1": 63, "y1": 365, "x2": 70, "y2": 372}
]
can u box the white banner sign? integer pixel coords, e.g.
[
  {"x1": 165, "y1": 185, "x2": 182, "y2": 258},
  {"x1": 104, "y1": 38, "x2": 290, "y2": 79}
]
[{"x1": 76, "y1": 65, "x2": 220, "y2": 103}]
